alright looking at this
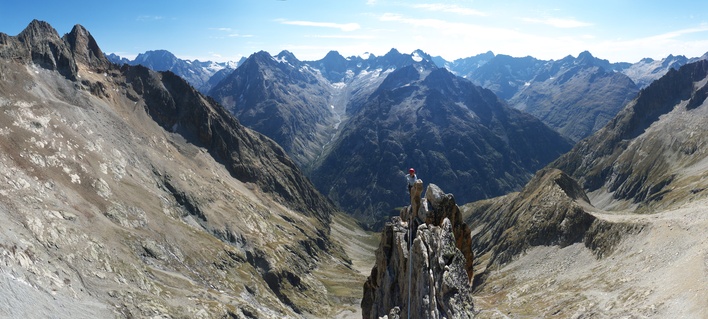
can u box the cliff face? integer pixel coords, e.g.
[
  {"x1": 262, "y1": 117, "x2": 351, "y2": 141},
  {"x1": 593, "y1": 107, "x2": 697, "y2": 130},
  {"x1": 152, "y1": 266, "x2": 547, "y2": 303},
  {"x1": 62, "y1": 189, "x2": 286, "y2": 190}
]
[
  {"x1": 362, "y1": 183, "x2": 475, "y2": 319},
  {"x1": 0, "y1": 20, "x2": 359, "y2": 318}
]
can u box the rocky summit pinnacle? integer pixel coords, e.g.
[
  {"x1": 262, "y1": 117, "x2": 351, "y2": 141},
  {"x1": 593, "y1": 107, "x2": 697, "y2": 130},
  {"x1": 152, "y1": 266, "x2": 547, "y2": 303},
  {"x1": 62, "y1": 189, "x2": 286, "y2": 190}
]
[{"x1": 362, "y1": 183, "x2": 475, "y2": 319}]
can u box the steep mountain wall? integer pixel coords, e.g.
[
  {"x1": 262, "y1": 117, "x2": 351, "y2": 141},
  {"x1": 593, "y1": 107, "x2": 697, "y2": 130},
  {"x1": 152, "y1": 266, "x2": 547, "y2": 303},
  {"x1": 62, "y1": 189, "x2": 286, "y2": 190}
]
[
  {"x1": 0, "y1": 20, "x2": 359, "y2": 318},
  {"x1": 362, "y1": 184, "x2": 474, "y2": 319}
]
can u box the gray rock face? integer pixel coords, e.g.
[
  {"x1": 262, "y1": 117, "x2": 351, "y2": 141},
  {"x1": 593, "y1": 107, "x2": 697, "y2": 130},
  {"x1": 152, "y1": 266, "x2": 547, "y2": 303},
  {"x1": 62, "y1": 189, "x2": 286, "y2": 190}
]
[
  {"x1": 0, "y1": 20, "x2": 360, "y2": 318},
  {"x1": 362, "y1": 184, "x2": 474, "y2": 319}
]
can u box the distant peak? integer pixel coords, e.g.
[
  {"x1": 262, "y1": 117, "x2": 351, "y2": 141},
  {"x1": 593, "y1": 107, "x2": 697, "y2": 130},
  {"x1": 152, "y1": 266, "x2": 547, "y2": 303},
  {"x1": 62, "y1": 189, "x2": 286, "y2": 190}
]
[
  {"x1": 277, "y1": 50, "x2": 297, "y2": 59},
  {"x1": 574, "y1": 51, "x2": 597, "y2": 66},
  {"x1": 133, "y1": 50, "x2": 178, "y2": 66},
  {"x1": 27, "y1": 19, "x2": 55, "y2": 32},
  {"x1": 411, "y1": 49, "x2": 432, "y2": 62},
  {"x1": 68, "y1": 24, "x2": 89, "y2": 35},
  {"x1": 324, "y1": 50, "x2": 341, "y2": 57},
  {"x1": 385, "y1": 48, "x2": 402, "y2": 56},
  {"x1": 253, "y1": 50, "x2": 271, "y2": 57},
  {"x1": 246, "y1": 51, "x2": 273, "y2": 65},
  {"x1": 64, "y1": 24, "x2": 108, "y2": 69},
  {"x1": 359, "y1": 52, "x2": 376, "y2": 60},
  {"x1": 578, "y1": 50, "x2": 594, "y2": 59},
  {"x1": 323, "y1": 50, "x2": 345, "y2": 60},
  {"x1": 146, "y1": 49, "x2": 174, "y2": 55},
  {"x1": 18, "y1": 19, "x2": 60, "y2": 42}
]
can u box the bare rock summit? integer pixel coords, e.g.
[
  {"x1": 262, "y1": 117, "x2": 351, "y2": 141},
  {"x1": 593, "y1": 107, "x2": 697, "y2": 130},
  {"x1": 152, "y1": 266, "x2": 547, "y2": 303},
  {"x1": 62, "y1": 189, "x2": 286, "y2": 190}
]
[{"x1": 362, "y1": 183, "x2": 475, "y2": 319}]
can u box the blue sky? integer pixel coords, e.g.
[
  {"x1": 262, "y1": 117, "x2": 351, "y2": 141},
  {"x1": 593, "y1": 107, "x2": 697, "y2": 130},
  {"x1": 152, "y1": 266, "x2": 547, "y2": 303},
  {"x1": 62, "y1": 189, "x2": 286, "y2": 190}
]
[{"x1": 2, "y1": 1, "x2": 708, "y2": 63}]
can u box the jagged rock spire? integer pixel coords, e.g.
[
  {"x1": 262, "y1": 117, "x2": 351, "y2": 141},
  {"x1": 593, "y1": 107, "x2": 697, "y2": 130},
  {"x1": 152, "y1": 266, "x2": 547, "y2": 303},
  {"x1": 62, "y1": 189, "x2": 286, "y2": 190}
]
[
  {"x1": 63, "y1": 24, "x2": 109, "y2": 70},
  {"x1": 362, "y1": 183, "x2": 475, "y2": 319},
  {"x1": 0, "y1": 20, "x2": 110, "y2": 80}
]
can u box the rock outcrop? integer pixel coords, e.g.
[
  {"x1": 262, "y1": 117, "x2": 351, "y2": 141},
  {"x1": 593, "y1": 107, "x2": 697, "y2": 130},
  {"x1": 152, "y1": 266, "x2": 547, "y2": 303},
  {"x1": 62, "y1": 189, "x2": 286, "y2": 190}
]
[
  {"x1": 0, "y1": 19, "x2": 110, "y2": 81},
  {"x1": 465, "y1": 169, "x2": 597, "y2": 268},
  {"x1": 362, "y1": 183, "x2": 474, "y2": 319}
]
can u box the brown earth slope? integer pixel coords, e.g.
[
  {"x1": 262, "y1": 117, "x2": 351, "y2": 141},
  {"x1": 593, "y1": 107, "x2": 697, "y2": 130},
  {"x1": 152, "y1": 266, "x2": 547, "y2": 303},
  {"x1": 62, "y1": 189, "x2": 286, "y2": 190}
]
[{"x1": 0, "y1": 20, "x2": 374, "y2": 318}]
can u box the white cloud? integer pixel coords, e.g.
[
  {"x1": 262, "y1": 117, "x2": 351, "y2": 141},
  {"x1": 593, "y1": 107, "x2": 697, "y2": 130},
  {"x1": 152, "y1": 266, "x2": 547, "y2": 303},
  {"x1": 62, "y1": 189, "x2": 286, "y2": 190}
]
[
  {"x1": 522, "y1": 17, "x2": 593, "y2": 28},
  {"x1": 279, "y1": 20, "x2": 361, "y2": 32},
  {"x1": 305, "y1": 34, "x2": 375, "y2": 39},
  {"x1": 592, "y1": 24, "x2": 708, "y2": 62},
  {"x1": 413, "y1": 4, "x2": 487, "y2": 16},
  {"x1": 227, "y1": 33, "x2": 254, "y2": 38},
  {"x1": 379, "y1": 13, "x2": 446, "y2": 29},
  {"x1": 644, "y1": 24, "x2": 708, "y2": 41},
  {"x1": 374, "y1": 12, "x2": 602, "y2": 61},
  {"x1": 378, "y1": 12, "x2": 513, "y2": 36},
  {"x1": 136, "y1": 15, "x2": 164, "y2": 22},
  {"x1": 210, "y1": 27, "x2": 253, "y2": 38}
]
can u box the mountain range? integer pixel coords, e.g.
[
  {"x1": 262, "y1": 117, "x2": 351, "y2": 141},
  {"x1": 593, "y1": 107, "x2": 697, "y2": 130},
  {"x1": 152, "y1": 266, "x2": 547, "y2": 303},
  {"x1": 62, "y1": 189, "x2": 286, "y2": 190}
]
[
  {"x1": 445, "y1": 51, "x2": 706, "y2": 142},
  {"x1": 112, "y1": 48, "x2": 706, "y2": 145},
  {"x1": 106, "y1": 50, "x2": 243, "y2": 94},
  {"x1": 203, "y1": 47, "x2": 706, "y2": 227},
  {"x1": 210, "y1": 48, "x2": 574, "y2": 227},
  {"x1": 2, "y1": 19, "x2": 708, "y2": 319}
]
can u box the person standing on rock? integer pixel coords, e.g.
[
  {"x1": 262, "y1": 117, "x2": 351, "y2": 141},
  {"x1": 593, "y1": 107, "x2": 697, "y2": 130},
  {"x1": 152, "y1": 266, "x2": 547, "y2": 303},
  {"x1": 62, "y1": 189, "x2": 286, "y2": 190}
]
[{"x1": 406, "y1": 168, "x2": 417, "y2": 195}]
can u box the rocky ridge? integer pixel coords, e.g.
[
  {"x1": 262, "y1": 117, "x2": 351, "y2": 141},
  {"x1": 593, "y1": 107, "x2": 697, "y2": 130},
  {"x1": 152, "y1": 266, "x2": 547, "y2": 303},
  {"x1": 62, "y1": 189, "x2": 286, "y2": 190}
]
[
  {"x1": 442, "y1": 51, "x2": 708, "y2": 142},
  {"x1": 362, "y1": 183, "x2": 475, "y2": 319},
  {"x1": 0, "y1": 20, "x2": 363, "y2": 318},
  {"x1": 464, "y1": 169, "x2": 644, "y2": 271},
  {"x1": 508, "y1": 51, "x2": 639, "y2": 142},
  {"x1": 552, "y1": 59, "x2": 708, "y2": 211},
  {"x1": 460, "y1": 58, "x2": 708, "y2": 318}
]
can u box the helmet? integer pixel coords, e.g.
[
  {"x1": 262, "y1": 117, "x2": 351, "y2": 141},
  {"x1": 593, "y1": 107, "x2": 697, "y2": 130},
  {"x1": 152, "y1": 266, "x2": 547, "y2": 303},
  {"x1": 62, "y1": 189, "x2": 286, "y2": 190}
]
[{"x1": 409, "y1": 168, "x2": 415, "y2": 173}]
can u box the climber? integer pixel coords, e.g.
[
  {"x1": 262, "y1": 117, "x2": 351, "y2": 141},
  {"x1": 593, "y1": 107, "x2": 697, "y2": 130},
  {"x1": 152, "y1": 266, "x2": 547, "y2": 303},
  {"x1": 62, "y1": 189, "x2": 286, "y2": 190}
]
[{"x1": 406, "y1": 168, "x2": 417, "y2": 194}]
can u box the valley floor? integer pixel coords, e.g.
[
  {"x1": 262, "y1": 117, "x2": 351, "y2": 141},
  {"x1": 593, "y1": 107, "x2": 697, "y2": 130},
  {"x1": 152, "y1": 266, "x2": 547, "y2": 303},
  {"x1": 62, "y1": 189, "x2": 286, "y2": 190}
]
[
  {"x1": 325, "y1": 213, "x2": 380, "y2": 319},
  {"x1": 473, "y1": 199, "x2": 708, "y2": 318}
]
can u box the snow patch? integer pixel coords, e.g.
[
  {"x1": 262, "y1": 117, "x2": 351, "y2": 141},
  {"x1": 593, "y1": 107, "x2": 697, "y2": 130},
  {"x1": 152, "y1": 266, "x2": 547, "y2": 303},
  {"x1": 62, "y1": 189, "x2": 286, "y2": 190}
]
[
  {"x1": 273, "y1": 56, "x2": 293, "y2": 67},
  {"x1": 331, "y1": 82, "x2": 346, "y2": 89},
  {"x1": 412, "y1": 52, "x2": 423, "y2": 62}
]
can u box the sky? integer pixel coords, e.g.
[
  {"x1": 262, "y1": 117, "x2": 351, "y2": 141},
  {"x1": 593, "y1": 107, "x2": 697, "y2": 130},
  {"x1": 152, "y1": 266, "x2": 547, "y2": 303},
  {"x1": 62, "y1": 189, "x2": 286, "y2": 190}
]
[{"x1": 2, "y1": 1, "x2": 708, "y2": 63}]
